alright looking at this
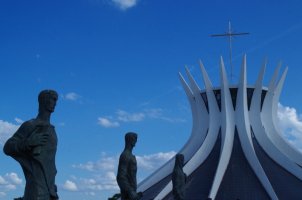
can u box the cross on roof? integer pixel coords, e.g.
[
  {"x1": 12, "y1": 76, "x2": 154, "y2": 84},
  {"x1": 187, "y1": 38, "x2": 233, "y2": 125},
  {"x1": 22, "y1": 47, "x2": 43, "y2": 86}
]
[{"x1": 211, "y1": 21, "x2": 249, "y2": 82}]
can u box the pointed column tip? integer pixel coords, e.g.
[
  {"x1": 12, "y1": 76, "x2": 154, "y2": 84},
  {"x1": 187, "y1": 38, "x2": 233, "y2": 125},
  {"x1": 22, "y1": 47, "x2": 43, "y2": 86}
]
[
  {"x1": 198, "y1": 59, "x2": 204, "y2": 66},
  {"x1": 199, "y1": 60, "x2": 213, "y2": 88},
  {"x1": 239, "y1": 55, "x2": 247, "y2": 84},
  {"x1": 243, "y1": 53, "x2": 247, "y2": 60},
  {"x1": 220, "y1": 56, "x2": 224, "y2": 62},
  {"x1": 242, "y1": 54, "x2": 247, "y2": 66},
  {"x1": 185, "y1": 65, "x2": 190, "y2": 73},
  {"x1": 268, "y1": 62, "x2": 282, "y2": 91},
  {"x1": 284, "y1": 66, "x2": 289, "y2": 72},
  {"x1": 219, "y1": 57, "x2": 227, "y2": 77}
]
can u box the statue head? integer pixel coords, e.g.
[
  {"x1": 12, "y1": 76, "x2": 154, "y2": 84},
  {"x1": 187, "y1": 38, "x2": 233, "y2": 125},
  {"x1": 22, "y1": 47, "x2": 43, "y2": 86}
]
[
  {"x1": 175, "y1": 153, "x2": 185, "y2": 168},
  {"x1": 125, "y1": 132, "x2": 137, "y2": 148},
  {"x1": 38, "y1": 90, "x2": 58, "y2": 113}
]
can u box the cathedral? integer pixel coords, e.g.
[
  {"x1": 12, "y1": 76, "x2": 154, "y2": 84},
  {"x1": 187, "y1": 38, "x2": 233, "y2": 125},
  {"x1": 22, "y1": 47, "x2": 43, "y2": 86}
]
[{"x1": 137, "y1": 55, "x2": 302, "y2": 200}]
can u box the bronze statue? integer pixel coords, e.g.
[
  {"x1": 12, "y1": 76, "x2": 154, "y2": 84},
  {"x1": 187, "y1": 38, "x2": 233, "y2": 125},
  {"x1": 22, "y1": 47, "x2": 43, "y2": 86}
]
[
  {"x1": 172, "y1": 153, "x2": 187, "y2": 200},
  {"x1": 117, "y1": 132, "x2": 143, "y2": 200},
  {"x1": 3, "y1": 90, "x2": 59, "y2": 200}
]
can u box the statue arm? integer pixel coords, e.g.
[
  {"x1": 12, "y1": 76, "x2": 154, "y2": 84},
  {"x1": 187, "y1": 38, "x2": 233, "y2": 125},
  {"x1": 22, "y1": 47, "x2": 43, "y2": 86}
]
[
  {"x1": 3, "y1": 123, "x2": 31, "y2": 156},
  {"x1": 117, "y1": 154, "x2": 138, "y2": 198},
  {"x1": 117, "y1": 154, "x2": 131, "y2": 189}
]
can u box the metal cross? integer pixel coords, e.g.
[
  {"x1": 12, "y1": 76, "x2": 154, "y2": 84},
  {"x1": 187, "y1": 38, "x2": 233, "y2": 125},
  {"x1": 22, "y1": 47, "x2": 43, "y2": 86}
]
[{"x1": 211, "y1": 21, "x2": 249, "y2": 81}]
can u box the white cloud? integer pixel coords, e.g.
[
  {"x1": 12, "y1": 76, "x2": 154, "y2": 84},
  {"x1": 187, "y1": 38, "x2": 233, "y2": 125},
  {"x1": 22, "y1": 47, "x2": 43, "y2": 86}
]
[
  {"x1": 144, "y1": 108, "x2": 163, "y2": 118},
  {"x1": 73, "y1": 151, "x2": 176, "y2": 174},
  {"x1": 5, "y1": 173, "x2": 22, "y2": 185},
  {"x1": 0, "y1": 192, "x2": 6, "y2": 197},
  {"x1": 63, "y1": 180, "x2": 78, "y2": 192},
  {"x1": 0, "y1": 172, "x2": 22, "y2": 196},
  {"x1": 0, "y1": 176, "x2": 7, "y2": 185},
  {"x1": 64, "y1": 173, "x2": 119, "y2": 194},
  {"x1": 64, "y1": 92, "x2": 81, "y2": 101},
  {"x1": 74, "y1": 161, "x2": 95, "y2": 171},
  {"x1": 84, "y1": 173, "x2": 118, "y2": 191},
  {"x1": 0, "y1": 120, "x2": 19, "y2": 145},
  {"x1": 111, "y1": 0, "x2": 138, "y2": 10},
  {"x1": 116, "y1": 110, "x2": 145, "y2": 122},
  {"x1": 137, "y1": 151, "x2": 176, "y2": 170},
  {"x1": 14, "y1": 118, "x2": 23, "y2": 124},
  {"x1": 97, "y1": 117, "x2": 120, "y2": 128},
  {"x1": 277, "y1": 103, "x2": 302, "y2": 151},
  {"x1": 144, "y1": 108, "x2": 186, "y2": 123},
  {"x1": 71, "y1": 150, "x2": 175, "y2": 194},
  {"x1": 4, "y1": 184, "x2": 16, "y2": 190},
  {"x1": 73, "y1": 153, "x2": 117, "y2": 172},
  {"x1": 98, "y1": 108, "x2": 185, "y2": 128}
]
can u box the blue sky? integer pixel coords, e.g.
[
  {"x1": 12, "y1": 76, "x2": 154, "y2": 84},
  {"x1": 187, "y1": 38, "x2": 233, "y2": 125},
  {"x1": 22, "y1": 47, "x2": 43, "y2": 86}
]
[{"x1": 1, "y1": 0, "x2": 302, "y2": 199}]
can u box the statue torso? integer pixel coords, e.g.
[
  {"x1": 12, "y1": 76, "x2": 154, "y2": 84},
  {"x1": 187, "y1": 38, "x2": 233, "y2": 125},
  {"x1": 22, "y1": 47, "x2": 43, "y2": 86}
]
[{"x1": 19, "y1": 119, "x2": 58, "y2": 199}]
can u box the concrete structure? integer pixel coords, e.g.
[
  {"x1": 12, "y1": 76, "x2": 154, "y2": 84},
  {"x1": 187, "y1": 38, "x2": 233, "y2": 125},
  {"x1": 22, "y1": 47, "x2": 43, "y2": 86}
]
[{"x1": 138, "y1": 55, "x2": 302, "y2": 200}]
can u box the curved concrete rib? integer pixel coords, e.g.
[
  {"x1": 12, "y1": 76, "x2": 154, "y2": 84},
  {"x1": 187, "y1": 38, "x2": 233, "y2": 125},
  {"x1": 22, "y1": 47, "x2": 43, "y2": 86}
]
[
  {"x1": 185, "y1": 67, "x2": 209, "y2": 143},
  {"x1": 138, "y1": 72, "x2": 202, "y2": 192},
  {"x1": 272, "y1": 67, "x2": 288, "y2": 125},
  {"x1": 250, "y1": 58, "x2": 266, "y2": 110},
  {"x1": 268, "y1": 62, "x2": 281, "y2": 91},
  {"x1": 250, "y1": 64, "x2": 302, "y2": 181},
  {"x1": 154, "y1": 62, "x2": 220, "y2": 200},
  {"x1": 272, "y1": 68, "x2": 302, "y2": 164},
  {"x1": 185, "y1": 60, "x2": 220, "y2": 182},
  {"x1": 209, "y1": 57, "x2": 235, "y2": 200},
  {"x1": 178, "y1": 72, "x2": 205, "y2": 160},
  {"x1": 262, "y1": 67, "x2": 302, "y2": 166},
  {"x1": 236, "y1": 56, "x2": 278, "y2": 199}
]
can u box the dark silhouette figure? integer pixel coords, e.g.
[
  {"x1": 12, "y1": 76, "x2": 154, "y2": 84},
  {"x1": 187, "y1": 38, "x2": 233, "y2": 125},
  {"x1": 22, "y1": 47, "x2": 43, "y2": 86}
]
[
  {"x1": 117, "y1": 132, "x2": 143, "y2": 200},
  {"x1": 3, "y1": 90, "x2": 59, "y2": 200},
  {"x1": 172, "y1": 154, "x2": 187, "y2": 200}
]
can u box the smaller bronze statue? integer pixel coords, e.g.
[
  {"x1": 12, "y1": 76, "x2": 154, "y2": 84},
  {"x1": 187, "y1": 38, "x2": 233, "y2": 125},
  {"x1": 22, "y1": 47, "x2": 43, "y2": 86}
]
[
  {"x1": 3, "y1": 90, "x2": 59, "y2": 200},
  {"x1": 117, "y1": 132, "x2": 143, "y2": 200},
  {"x1": 172, "y1": 153, "x2": 187, "y2": 200}
]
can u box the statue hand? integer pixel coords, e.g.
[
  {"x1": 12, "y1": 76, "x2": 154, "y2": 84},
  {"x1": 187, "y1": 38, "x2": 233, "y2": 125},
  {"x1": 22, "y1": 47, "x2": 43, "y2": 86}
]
[
  {"x1": 130, "y1": 192, "x2": 143, "y2": 200},
  {"x1": 137, "y1": 192, "x2": 143, "y2": 199},
  {"x1": 26, "y1": 131, "x2": 49, "y2": 147}
]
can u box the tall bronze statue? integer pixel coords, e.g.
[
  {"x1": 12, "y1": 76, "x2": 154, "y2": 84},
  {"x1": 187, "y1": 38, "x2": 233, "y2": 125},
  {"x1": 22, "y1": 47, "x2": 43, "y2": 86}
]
[
  {"x1": 3, "y1": 90, "x2": 59, "y2": 200},
  {"x1": 172, "y1": 153, "x2": 187, "y2": 200},
  {"x1": 117, "y1": 132, "x2": 143, "y2": 200}
]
